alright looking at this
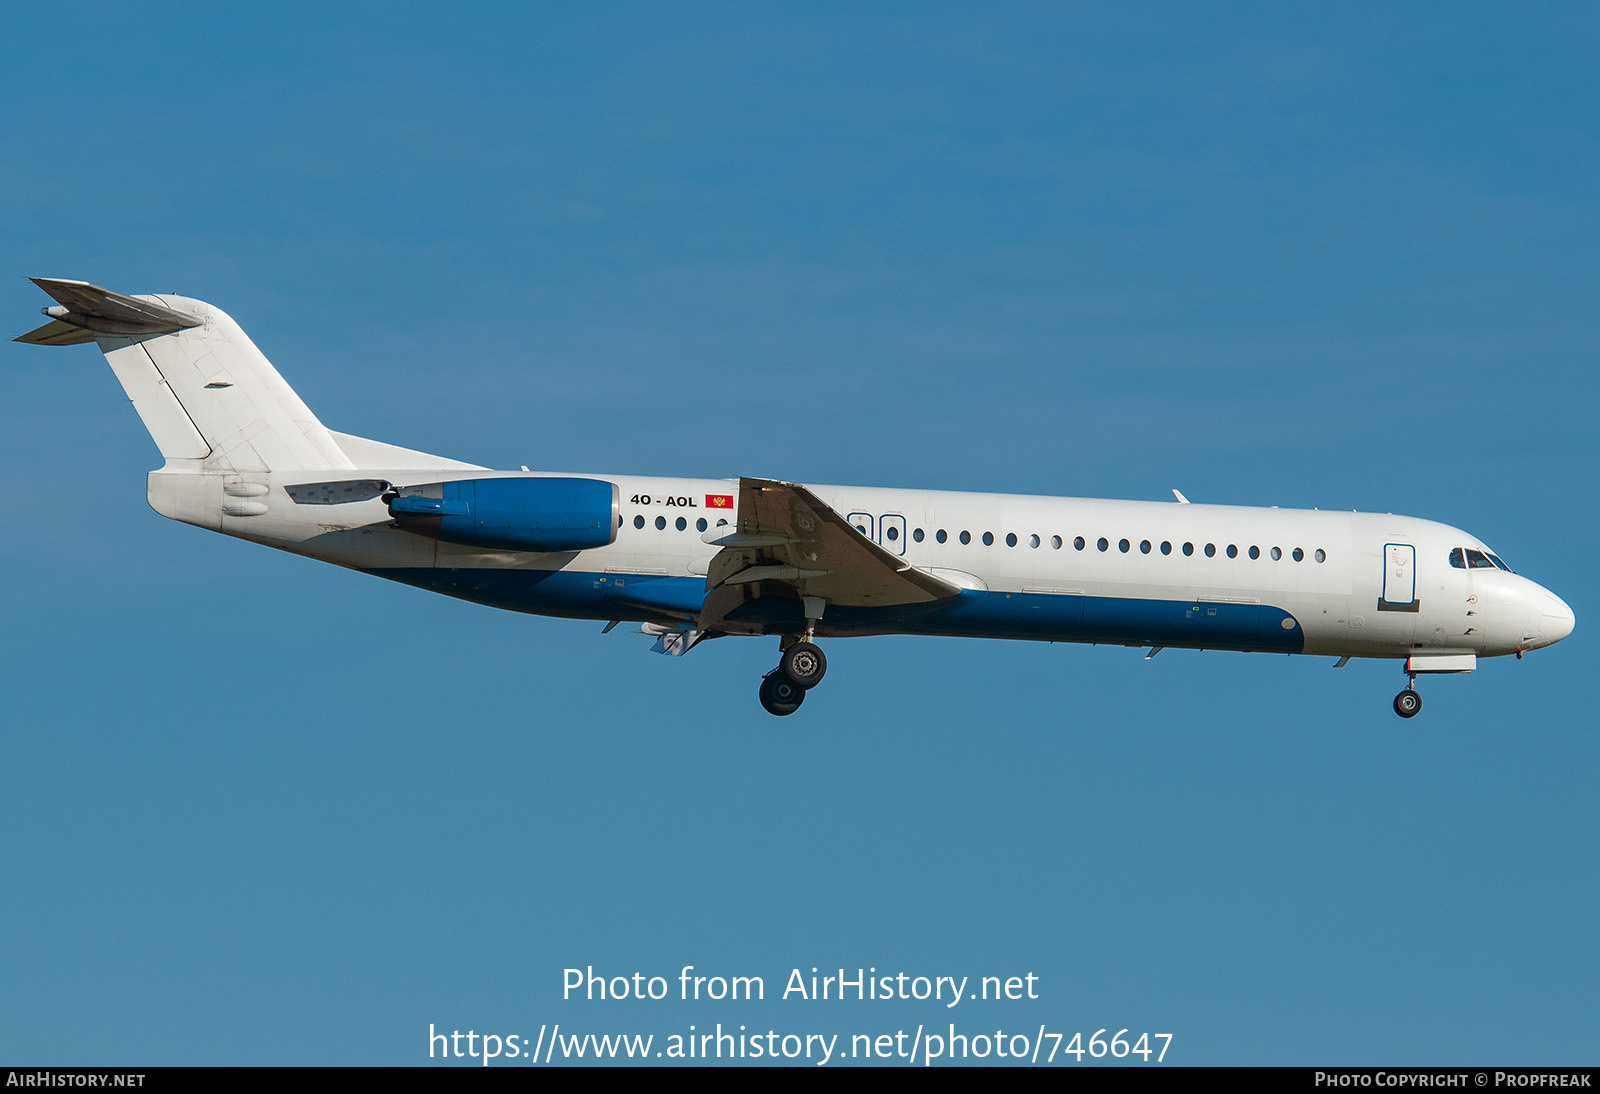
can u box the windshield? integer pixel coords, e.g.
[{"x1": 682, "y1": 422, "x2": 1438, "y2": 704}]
[{"x1": 1449, "y1": 547, "x2": 1513, "y2": 572}]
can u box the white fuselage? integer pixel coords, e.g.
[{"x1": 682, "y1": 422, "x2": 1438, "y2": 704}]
[{"x1": 149, "y1": 468, "x2": 1575, "y2": 660}]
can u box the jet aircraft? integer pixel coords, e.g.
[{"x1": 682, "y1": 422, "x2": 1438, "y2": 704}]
[{"x1": 16, "y1": 278, "x2": 1575, "y2": 716}]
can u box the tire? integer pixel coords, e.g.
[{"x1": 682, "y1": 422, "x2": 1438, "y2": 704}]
[
  {"x1": 760, "y1": 673, "x2": 805, "y2": 716},
  {"x1": 780, "y1": 641, "x2": 827, "y2": 689},
  {"x1": 1393, "y1": 689, "x2": 1422, "y2": 718}
]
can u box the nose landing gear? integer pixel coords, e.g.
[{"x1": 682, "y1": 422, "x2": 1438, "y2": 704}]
[
  {"x1": 1394, "y1": 672, "x2": 1422, "y2": 718},
  {"x1": 1393, "y1": 687, "x2": 1422, "y2": 718}
]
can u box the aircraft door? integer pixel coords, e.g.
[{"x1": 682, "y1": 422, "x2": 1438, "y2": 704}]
[
  {"x1": 1379, "y1": 543, "x2": 1418, "y2": 612},
  {"x1": 880, "y1": 513, "x2": 907, "y2": 556}
]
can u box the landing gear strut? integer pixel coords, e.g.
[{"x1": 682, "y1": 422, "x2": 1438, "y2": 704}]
[{"x1": 1393, "y1": 673, "x2": 1422, "y2": 719}]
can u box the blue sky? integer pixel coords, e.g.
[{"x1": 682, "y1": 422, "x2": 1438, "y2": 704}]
[{"x1": 2, "y1": 3, "x2": 1594, "y2": 1066}]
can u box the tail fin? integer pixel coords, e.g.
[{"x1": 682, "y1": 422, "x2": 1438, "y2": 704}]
[{"x1": 18, "y1": 278, "x2": 354, "y2": 473}]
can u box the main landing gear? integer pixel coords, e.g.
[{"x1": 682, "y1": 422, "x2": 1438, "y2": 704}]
[
  {"x1": 758, "y1": 598, "x2": 829, "y2": 716},
  {"x1": 1393, "y1": 673, "x2": 1423, "y2": 719},
  {"x1": 758, "y1": 639, "x2": 828, "y2": 716}
]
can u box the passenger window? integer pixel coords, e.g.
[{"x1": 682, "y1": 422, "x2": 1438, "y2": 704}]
[
  {"x1": 960, "y1": 531, "x2": 971, "y2": 545},
  {"x1": 676, "y1": 517, "x2": 687, "y2": 531},
  {"x1": 1052, "y1": 535, "x2": 1063, "y2": 549},
  {"x1": 1271, "y1": 546, "x2": 1282, "y2": 560},
  {"x1": 1204, "y1": 543, "x2": 1216, "y2": 557},
  {"x1": 982, "y1": 531, "x2": 994, "y2": 546},
  {"x1": 1030, "y1": 533, "x2": 1040, "y2": 548},
  {"x1": 1119, "y1": 538, "x2": 1130, "y2": 553},
  {"x1": 1074, "y1": 536, "x2": 1085, "y2": 550},
  {"x1": 1248, "y1": 545, "x2": 1260, "y2": 560},
  {"x1": 936, "y1": 529, "x2": 948, "y2": 543},
  {"x1": 886, "y1": 525, "x2": 899, "y2": 541},
  {"x1": 1160, "y1": 541, "x2": 1172, "y2": 555},
  {"x1": 1007, "y1": 533, "x2": 1018, "y2": 547},
  {"x1": 1293, "y1": 547, "x2": 1304, "y2": 562},
  {"x1": 634, "y1": 515, "x2": 645, "y2": 529},
  {"x1": 913, "y1": 528, "x2": 925, "y2": 543},
  {"x1": 1226, "y1": 544, "x2": 1238, "y2": 559},
  {"x1": 696, "y1": 518, "x2": 707, "y2": 532},
  {"x1": 1097, "y1": 537, "x2": 1109, "y2": 552},
  {"x1": 1182, "y1": 542, "x2": 1194, "y2": 556},
  {"x1": 1140, "y1": 539, "x2": 1151, "y2": 554},
  {"x1": 1315, "y1": 548, "x2": 1326, "y2": 563}
]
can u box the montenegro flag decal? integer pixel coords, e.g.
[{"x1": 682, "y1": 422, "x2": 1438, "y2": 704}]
[{"x1": 706, "y1": 494, "x2": 734, "y2": 509}]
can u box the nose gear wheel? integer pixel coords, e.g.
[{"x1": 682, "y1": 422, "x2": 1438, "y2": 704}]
[{"x1": 1393, "y1": 687, "x2": 1422, "y2": 718}]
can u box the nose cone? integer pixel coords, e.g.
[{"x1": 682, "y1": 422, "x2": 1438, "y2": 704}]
[
  {"x1": 1539, "y1": 592, "x2": 1575, "y2": 646},
  {"x1": 1522, "y1": 585, "x2": 1575, "y2": 650}
]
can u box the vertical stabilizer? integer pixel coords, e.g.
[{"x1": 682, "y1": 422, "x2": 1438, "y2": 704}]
[{"x1": 18, "y1": 279, "x2": 354, "y2": 473}]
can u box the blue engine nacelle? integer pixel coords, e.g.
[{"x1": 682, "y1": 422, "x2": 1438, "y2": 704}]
[{"x1": 387, "y1": 477, "x2": 619, "y2": 552}]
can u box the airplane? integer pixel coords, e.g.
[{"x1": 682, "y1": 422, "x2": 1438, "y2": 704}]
[{"x1": 16, "y1": 278, "x2": 1575, "y2": 718}]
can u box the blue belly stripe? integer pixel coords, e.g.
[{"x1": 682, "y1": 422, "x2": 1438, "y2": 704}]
[{"x1": 362, "y1": 568, "x2": 1304, "y2": 653}]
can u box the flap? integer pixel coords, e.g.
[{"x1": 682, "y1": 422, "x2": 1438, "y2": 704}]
[{"x1": 698, "y1": 477, "x2": 959, "y2": 627}]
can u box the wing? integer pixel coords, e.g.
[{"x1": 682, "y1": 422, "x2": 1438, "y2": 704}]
[{"x1": 697, "y1": 476, "x2": 960, "y2": 630}]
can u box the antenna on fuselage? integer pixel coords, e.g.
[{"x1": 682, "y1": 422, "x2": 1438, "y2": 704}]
[{"x1": 1172, "y1": 489, "x2": 1191, "y2": 504}]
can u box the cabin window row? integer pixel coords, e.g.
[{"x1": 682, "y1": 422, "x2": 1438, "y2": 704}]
[
  {"x1": 632, "y1": 515, "x2": 731, "y2": 532},
  {"x1": 627, "y1": 513, "x2": 1327, "y2": 564},
  {"x1": 908, "y1": 527, "x2": 1326, "y2": 563}
]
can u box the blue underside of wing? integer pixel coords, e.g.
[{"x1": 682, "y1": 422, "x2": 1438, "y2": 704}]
[{"x1": 363, "y1": 567, "x2": 1306, "y2": 653}]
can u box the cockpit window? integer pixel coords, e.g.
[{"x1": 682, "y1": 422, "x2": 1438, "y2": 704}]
[
  {"x1": 1485, "y1": 551, "x2": 1513, "y2": 572},
  {"x1": 1453, "y1": 547, "x2": 1507, "y2": 571}
]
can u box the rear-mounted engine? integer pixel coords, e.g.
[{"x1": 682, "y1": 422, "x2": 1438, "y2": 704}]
[{"x1": 387, "y1": 477, "x2": 619, "y2": 552}]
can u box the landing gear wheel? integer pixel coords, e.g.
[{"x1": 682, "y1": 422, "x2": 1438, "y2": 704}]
[
  {"x1": 780, "y1": 640, "x2": 827, "y2": 689},
  {"x1": 1393, "y1": 688, "x2": 1422, "y2": 718},
  {"x1": 760, "y1": 673, "x2": 805, "y2": 716}
]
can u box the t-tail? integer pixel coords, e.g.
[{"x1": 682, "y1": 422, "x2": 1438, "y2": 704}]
[
  {"x1": 15, "y1": 277, "x2": 476, "y2": 529},
  {"x1": 17, "y1": 277, "x2": 357, "y2": 472}
]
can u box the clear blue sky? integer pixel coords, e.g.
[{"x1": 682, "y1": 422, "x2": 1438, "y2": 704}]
[{"x1": 2, "y1": 2, "x2": 1594, "y2": 1066}]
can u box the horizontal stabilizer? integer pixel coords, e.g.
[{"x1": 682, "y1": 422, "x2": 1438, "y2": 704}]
[
  {"x1": 14, "y1": 318, "x2": 97, "y2": 345},
  {"x1": 17, "y1": 277, "x2": 202, "y2": 341}
]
